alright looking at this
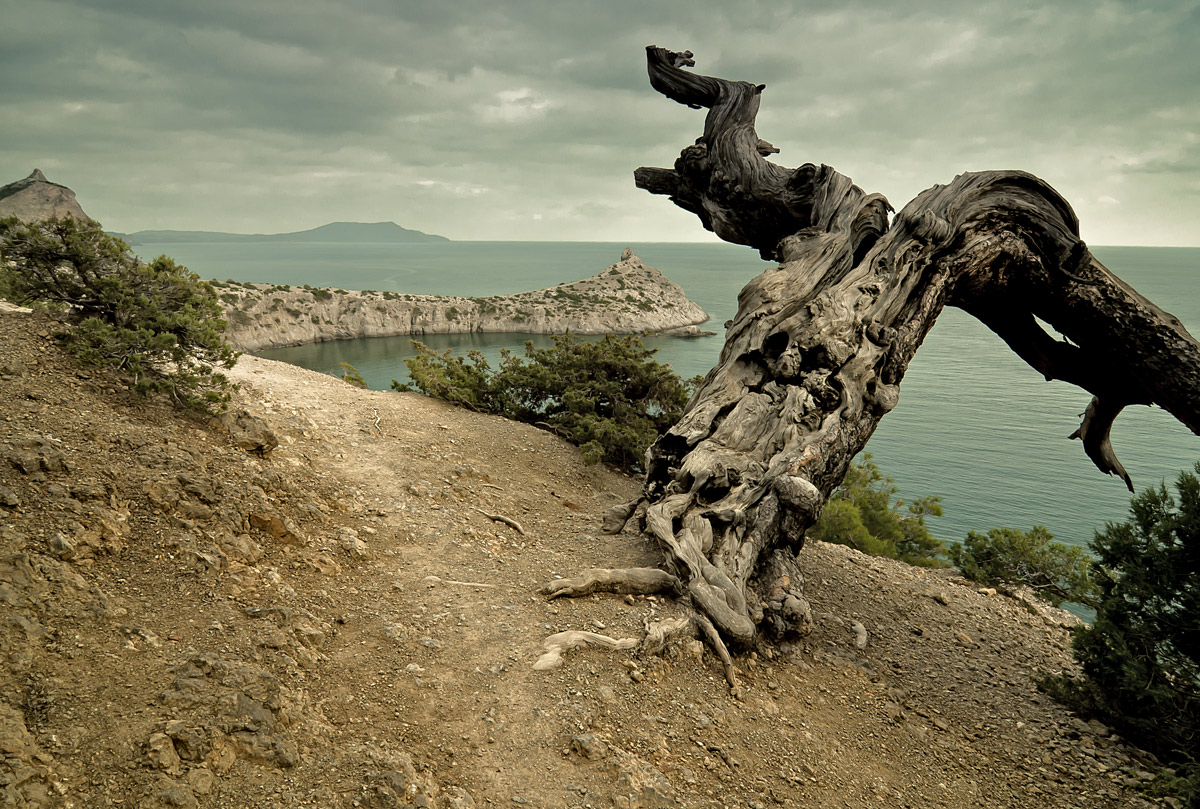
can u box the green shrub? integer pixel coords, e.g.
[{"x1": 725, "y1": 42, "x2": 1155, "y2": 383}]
[
  {"x1": 0, "y1": 216, "x2": 237, "y2": 410},
  {"x1": 392, "y1": 334, "x2": 690, "y2": 472},
  {"x1": 809, "y1": 455, "x2": 947, "y2": 566},
  {"x1": 338, "y1": 362, "x2": 367, "y2": 389},
  {"x1": 395, "y1": 347, "x2": 498, "y2": 413},
  {"x1": 1043, "y1": 464, "x2": 1200, "y2": 804},
  {"x1": 949, "y1": 526, "x2": 1098, "y2": 607}
]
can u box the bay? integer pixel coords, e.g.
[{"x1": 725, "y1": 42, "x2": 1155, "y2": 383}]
[{"x1": 135, "y1": 239, "x2": 1200, "y2": 552}]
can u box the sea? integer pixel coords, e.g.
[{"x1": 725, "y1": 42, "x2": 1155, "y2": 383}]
[{"x1": 132, "y1": 239, "x2": 1200, "y2": 555}]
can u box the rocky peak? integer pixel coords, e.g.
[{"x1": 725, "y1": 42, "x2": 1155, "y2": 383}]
[{"x1": 0, "y1": 168, "x2": 93, "y2": 223}]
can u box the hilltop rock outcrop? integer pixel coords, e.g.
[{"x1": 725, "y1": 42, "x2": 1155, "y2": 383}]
[
  {"x1": 216, "y1": 250, "x2": 711, "y2": 352},
  {"x1": 0, "y1": 169, "x2": 93, "y2": 223}
]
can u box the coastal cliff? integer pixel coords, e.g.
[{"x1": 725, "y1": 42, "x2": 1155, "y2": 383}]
[{"x1": 216, "y1": 249, "x2": 710, "y2": 351}]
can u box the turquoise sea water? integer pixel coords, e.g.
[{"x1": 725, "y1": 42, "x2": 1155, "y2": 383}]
[{"x1": 135, "y1": 240, "x2": 1200, "y2": 553}]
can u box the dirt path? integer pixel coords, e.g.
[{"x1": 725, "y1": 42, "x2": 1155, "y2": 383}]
[{"x1": 0, "y1": 310, "x2": 1166, "y2": 808}]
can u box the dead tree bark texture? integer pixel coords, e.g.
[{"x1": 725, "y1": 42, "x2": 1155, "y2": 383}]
[{"x1": 549, "y1": 47, "x2": 1200, "y2": 663}]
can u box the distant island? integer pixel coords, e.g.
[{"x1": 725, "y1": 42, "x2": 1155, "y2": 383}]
[
  {"x1": 122, "y1": 220, "x2": 449, "y2": 245},
  {"x1": 216, "y1": 248, "x2": 711, "y2": 352}
]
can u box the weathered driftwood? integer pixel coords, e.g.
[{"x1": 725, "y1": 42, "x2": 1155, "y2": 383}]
[{"x1": 547, "y1": 46, "x2": 1200, "y2": 671}]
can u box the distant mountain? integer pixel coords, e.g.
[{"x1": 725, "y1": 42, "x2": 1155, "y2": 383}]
[
  {"x1": 128, "y1": 221, "x2": 449, "y2": 244},
  {"x1": 0, "y1": 169, "x2": 93, "y2": 223},
  {"x1": 0, "y1": 168, "x2": 449, "y2": 243}
]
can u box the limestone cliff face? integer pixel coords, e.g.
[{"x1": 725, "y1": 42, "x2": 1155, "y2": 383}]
[
  {"x1": 0, "y1": 169, "x2": 93, "y2": 223},
  {"x1": 217, "y1": 250, "x2": 711, "y2": 352}
]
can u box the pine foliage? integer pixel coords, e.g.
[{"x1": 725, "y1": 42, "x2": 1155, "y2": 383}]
[
  {"x1": 0, "y1": 216, "x2": 237, "y2": 410},
  {"x1": 1045, "y1": 464, "x2": 1200, "y2": 803},
  {"x1": 808, "y1": 455, "x2": 947, "y2": 566},
  {"x1": 338, "y1": 361, "x2": 368, "y2": 389},
  {"x1": 393, "y1": 334, "x2": 690, "y2": 472},
  {"x1": 949, "y1": 525, "x2": 1098, "y2": 607}
]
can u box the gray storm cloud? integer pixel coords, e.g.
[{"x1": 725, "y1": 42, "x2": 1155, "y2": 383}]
[{"x1": 2, "y1": 0, "x2": 1196, "y2": 245}]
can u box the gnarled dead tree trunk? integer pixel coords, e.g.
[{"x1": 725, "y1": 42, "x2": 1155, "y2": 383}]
[{"x1": 544, "y1": 47, "x2": 1200, "y2": 679}]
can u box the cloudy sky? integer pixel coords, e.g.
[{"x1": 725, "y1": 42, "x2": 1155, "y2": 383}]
[{"x1": 3, "y1": 0, "x2": 1198, "y2": 245}]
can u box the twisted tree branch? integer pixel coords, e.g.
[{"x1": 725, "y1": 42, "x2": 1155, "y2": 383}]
[{"x1": 548, "y1": 47, "x2": 1200, "y2": 657}]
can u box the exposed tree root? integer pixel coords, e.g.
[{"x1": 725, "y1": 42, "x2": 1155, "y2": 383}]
[
  {"x1": 532, "y1": 611, "x2": 743, "y2": 694},
  {"x1": 695, "y1": 613, "x2": 742, "y2": 698},
  {"x1": 475, "y1": 509, "x2": 525, "y2": 535},
  {"x1": 601, "y1": 499, "x2": 641, "y2": 534},
  {"x1": 641, "y1": 616, "x2": 697, "y2": 656},
  {"x1": 532, "y1": 630, "x2": 639, "y2": 670},
  {"x1": 540, "y1": 567, "x2": 679, "y2": 599}
]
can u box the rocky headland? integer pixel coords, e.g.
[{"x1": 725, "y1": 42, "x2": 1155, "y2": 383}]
[{"x1": 215, "y1": 249, "x2": 711, "y2": 352}]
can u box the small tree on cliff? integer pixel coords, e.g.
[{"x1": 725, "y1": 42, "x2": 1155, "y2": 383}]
[
  {"x1": 949, "y1": 525, "x2": 1098, "y2": 607},
  {"x1": 0, "y1": 216, "x2": 237, "y2": 410}
]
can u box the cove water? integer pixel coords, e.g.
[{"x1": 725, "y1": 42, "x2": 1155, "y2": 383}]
[{"x1": 134, "y1": 240, "x2": 1200, "y2": 553}]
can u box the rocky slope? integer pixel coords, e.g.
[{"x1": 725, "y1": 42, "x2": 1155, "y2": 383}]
[
  {"x1": 0, "y1": 170, "x2": 92, "y2": 224},
  {"x1": 215, "y1": 249, "x2": 710, "y2": 351},
  {"x1": 0, "y1": 308, "x2": 1173, "y2": 809}
]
